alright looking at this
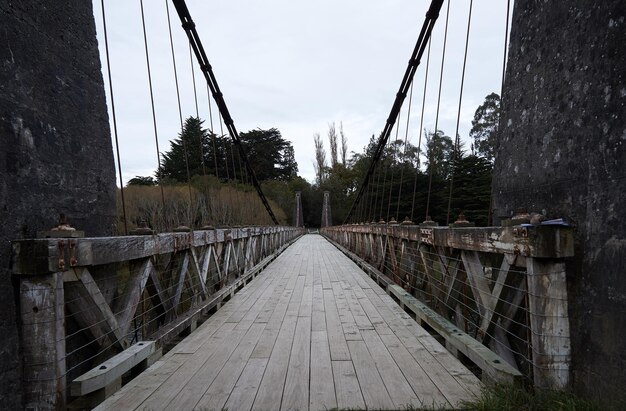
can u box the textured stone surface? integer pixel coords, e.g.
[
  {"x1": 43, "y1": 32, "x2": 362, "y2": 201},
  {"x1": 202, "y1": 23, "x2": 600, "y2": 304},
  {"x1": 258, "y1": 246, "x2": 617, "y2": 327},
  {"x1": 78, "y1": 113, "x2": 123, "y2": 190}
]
[
  {"x1": 0, "y1": 2, "x2": 116, "y2": 407},
  {"x1": 493, "y1": 1, "x2": 625, "y2": 404}
]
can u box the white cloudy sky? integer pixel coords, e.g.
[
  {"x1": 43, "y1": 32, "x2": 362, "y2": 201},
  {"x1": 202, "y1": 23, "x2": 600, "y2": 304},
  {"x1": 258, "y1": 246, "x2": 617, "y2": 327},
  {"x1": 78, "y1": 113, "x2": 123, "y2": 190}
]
[{"x1": 93, "y1": 0, "x2": 512, "y2": 185}]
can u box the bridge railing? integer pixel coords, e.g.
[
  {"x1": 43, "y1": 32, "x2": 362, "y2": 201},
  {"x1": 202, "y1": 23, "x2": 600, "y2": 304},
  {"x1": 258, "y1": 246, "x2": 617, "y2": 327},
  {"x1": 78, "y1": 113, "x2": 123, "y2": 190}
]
[
  {"x1": 11, "y1": 226, "x2": 304, "y2": 409},
  {"x1": 321, "y1": 223, "x2": 573, "y2": 389}
]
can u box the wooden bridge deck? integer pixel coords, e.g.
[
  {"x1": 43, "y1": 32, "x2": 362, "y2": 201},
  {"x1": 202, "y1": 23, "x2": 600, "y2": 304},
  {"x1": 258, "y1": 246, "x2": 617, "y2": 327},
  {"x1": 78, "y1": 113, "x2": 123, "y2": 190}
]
[{"x1": 96, "y1": 234, "x2": 481, "y2": 410}]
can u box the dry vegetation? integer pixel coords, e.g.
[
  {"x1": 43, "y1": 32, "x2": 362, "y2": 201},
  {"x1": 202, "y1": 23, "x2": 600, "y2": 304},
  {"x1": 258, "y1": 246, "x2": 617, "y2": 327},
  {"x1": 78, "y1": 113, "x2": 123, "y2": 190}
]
[{"x1": 115, "y1": 176, "x2": 287, "y2": 234}]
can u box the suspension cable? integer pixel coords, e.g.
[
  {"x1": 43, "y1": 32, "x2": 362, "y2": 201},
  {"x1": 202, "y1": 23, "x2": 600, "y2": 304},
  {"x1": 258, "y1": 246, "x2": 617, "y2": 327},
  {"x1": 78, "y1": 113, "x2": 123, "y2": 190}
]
[
  {"x1": 424, "y1": 0, "x2": 450, "y2": 222},
  {"x1": 206, "y1": 84, "x2": 220, "y2": 180},
  {"x1": 100, "y1": 0, "x2": 128, "y2": 235},
  {"x1": 344, "y1": 0, "x2": 445, "y2": 223},
  {"x1": 188, "y1": 43, "x2": 207, "y2": 177},
  {"x1": 489, "y1": 0, "x2": 512, "y2": 226},
  {"x1": 395, "y1": 81, "x2": 415, "y2": 220},
  {"x1": 139, "y1": 0, "x2": 166, "y2": 212},
  {"x1": 386, "y1": 111, "x2": 402, "y2": 221},
  {"x1": 446, "y1": 0, "x2": 473, "y2": 225},
  {"x1": 410, "y1": 38, "x2": 432, "y2": 222},
  {"x1": 172, "y1": 0, "x2": 279, "y2": 224},
  {"x1": 165, "y1": 0, "x2": 194, "y2": 226}
]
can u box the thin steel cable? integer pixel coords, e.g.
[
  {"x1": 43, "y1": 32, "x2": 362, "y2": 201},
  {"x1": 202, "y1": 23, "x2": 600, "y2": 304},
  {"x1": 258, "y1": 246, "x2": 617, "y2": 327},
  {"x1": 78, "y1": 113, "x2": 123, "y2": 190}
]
[
  {"x1": 446, "y1": 0, "x2": 473, "y2": 225},
  {"x1": 206, "y1": 84, "x2": 220, "y2": 179},
  {"x1": 218, "y1": 112, "x2": 230, "y2": 180},
  {"x1": 140, "y1": 0, "x2": 166, "y2": 212},
  {"x1": 378, "y1": 157, "x2": 389, "y2": 221},
  {"x1": 165, "y1": 0, "x2": 194, "y2": 227},
  {"x1": 189, "y1": 44, "x2": 200, "y2": 118},
  {"x1": 386, "y1": 111, "x2": 402, "y2": 221},
  {"x1": 366, "y1": 166, "x2": 378, "y2": 222},
  {"x1": 395, "y1": 81, "x2": 415, "y2": 220},
  {"x1": 188, "y1": 43, "x2": 207, "y2": 177},
  {"x1": 488, "y1": 0, "x2": 512, "y2": 226},
  {"x1": 425, "y1": 0, "x2": 450, "y2": 221},
  {"x1": 100, "y1": 0, "x2": 128, "y2": 235},
  {"x1": 410, "y1": 38, "x2": 432, "y2": 222}
]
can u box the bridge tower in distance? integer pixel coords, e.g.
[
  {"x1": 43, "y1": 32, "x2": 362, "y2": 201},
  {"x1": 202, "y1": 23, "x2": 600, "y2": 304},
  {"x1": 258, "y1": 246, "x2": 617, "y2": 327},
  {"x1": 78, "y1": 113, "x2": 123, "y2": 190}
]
[
  {"x1": 293, "y1": 191, "x2": 304, "y2": 227},
  {"x1": 321, "y1": 191, "x2": 332, "y2": 228}
]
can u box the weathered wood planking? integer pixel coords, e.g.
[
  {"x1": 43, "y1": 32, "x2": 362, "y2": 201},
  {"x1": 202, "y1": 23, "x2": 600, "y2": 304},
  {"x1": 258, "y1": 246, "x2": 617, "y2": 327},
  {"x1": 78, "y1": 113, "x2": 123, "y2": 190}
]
[
  {"x1": 322, "y1": 224, "x2": 574, "y2": 258},
  {"x1": 12, "y1": 226, "x2": 302, "y2": 274},
  {"x1": 96, "y1": 235, "x2": 482, "y2": 410}
]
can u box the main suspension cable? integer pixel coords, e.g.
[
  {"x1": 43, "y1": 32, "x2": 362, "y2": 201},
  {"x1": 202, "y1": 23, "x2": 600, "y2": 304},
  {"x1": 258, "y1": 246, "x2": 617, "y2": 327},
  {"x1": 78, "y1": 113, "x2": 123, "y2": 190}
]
[
  {"x1": 344, "y1": 0, "x2": 445, "y2": 223},
  {"x1": 172, "y1": 0, "x2": 279, "y2": 224},
  {"x1": 424, "y1": 0, "x2": 450, "y2": 221}
]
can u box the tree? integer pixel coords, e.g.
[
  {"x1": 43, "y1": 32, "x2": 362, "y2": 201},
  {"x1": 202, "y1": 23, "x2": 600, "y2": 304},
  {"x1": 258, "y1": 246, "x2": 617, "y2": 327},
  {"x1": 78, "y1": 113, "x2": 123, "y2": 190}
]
[
  {"x1": 424, "y1": 129, "x2": 454, "y2": 179},
  {"x1": 159, "y1": 119, "x2": 298, "y2": 183},
  {"x1": 340, "y1": 122, "x2": 348, "y2": 166},
  {"x1": 328, "y1": 122, "x2": 338, "y2": 168},
  {"x1": 239, "y1": 128, "x2": 298, "y2": 181},
  {"x1": 313, "y1": 133, "x2": 327, "y2": 184},
  {"x1": 127, "y1": 176, "x2": 156, "y2": 186},
  {"x1": 449, "y1": 154, "x2": 492, "y2": 226},
  {"x1": 159, "y1": 117, "x2": 210, "y2": 182},
  {"x1": 470, "y1": 92, "x2": 500, "y2": 162}
]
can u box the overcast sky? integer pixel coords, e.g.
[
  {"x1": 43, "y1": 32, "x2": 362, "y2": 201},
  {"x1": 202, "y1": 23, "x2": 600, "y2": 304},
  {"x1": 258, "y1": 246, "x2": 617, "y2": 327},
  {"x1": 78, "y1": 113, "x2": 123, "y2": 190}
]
[{"x1": 93, "y1": 0, "x2": 512, "y2": 185}]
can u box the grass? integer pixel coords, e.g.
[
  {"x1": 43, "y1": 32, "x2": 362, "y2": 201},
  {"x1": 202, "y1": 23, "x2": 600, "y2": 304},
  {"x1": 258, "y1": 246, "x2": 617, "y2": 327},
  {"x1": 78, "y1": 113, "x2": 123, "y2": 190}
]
[
  {"x1": 325, "y1": 383, "x2": 604, "y2": 411},
  {"x1": 460, "y1": 383, "x2": 603, "y2": 411}
]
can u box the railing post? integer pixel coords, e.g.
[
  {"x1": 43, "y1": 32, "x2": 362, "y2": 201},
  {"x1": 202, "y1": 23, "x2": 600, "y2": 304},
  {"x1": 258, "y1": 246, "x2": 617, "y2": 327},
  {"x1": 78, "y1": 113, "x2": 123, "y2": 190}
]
[
  {"x1": 19, "y1": 272, "x2": 66, "y2": 410},
  {"x1": 527, "y1": 258, "x2": 571, "y2": 388}
]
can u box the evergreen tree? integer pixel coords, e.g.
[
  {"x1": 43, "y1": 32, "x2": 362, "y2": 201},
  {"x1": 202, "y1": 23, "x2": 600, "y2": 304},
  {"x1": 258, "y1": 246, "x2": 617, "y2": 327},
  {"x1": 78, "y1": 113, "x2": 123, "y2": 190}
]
[
  {"x1": 470, "y1": 92, "x2": 500, "y2": 162},
  {"x1": 158, "y1": 117, "x2": 210, "y2": 183}
]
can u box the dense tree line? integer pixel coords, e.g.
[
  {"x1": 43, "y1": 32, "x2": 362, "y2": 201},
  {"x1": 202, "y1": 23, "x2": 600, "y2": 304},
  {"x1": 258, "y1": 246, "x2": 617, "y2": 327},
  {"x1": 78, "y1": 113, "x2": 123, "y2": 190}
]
[{"x1": 127, "y1": 93, "x2": 499, "y2": 228}]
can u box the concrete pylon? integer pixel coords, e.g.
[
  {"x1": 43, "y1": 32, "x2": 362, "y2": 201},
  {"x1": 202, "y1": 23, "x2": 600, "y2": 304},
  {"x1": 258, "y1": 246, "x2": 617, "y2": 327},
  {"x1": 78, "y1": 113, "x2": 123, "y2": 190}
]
[
  {"x1": 321, "y1": 191, "x2": 332, "y2": 228},
  {"x1": 293, "y1": 191, "x2": 304, "y2": 227}
]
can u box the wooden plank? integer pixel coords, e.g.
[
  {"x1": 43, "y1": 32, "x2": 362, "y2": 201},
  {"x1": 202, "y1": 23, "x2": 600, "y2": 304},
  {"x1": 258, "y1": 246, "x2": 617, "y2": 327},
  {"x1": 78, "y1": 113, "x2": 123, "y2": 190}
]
[
  {"x1": 251, "y1": 288, "x2": 292, "y2": 358},
  {"x1": 319, "y1": 225, "x2": 574, "y2": 259},
  {"x1": 332, "y1": 361, "x2": 365, "y2": 410},
  {"x1": 388, "y1": 284, "x2": 522, "y2": 384},
  {"x1": 347, "y1": 340, "x2": 395, "y2": 410},
  {"x1": 527, "y1": 258, "x2": 571, "y2": 388},
  {"x1": 138, "y1": 323, "x2": 240, "y2": 410},
  {"x1": 379, "y1": 332, "x2": 451, "y2": 408},
  {"x1": 323, "y1": 288, "x2": 351, "y2": 361},
  {"x1": 252, "y1": 314, "x2": 298, "y2": 410},
  {"x1": 170, "y1": 251, "x2": 189, "y2": 310},
  {"x1": 361, "y1": 329, "x2": 419, "y2": 408},
  {"x1": 93, "y1": 355, "x2": 189, "y2": 411},
  {"x1": 299, "y1": 284, "x2": 313, "y2": 317},
  {"x1": 195, "y1": 323, "x2": 266, "y2": 410},
  {"x1": 364, "y1": 286, "x2": 481, "y2": 404},
  {"x1": 69, "y1": 267, "x2": 126, "y2": 349},
  {"x1": 19, "y1": 272, "x2": 66, "y2": 410},
  {"x1": 164, "y1": 328, "x2": 248, "y2": 410},
  {"x1": 71, "y1": 341, "x2": 156, "y2": 396},
  {"x1": 311, "y1": 284, "x2": 326, "y2": 332},
  {"x1": 281, "y1": 316, "x2": 311, "y2": 411},
  {"x1": 310, "y1": 331, "x2": 337, "y2": 410},
  {"x1": 223, "y1": 358, "x2": 268, "y2": 411},
  {"x1": 342, "y1": 285, "x2": 374, "y2": 331},
  {"x1": 113, "y1": 258, "x2": 153, "y2": 338}
]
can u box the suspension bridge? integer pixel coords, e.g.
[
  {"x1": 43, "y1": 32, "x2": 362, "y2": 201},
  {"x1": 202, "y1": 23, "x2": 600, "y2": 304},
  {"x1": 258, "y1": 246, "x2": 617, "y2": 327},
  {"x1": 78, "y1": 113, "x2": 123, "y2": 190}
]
[{"x1": 3, "y1": 0, "x2": 625, "y2": 410}]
